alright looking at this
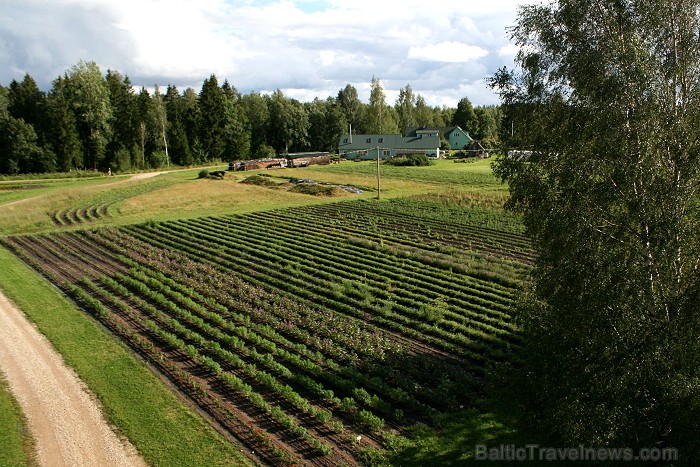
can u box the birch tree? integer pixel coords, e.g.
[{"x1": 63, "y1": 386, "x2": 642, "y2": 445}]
[{"x1": 491, "y1": 0, "x2": 700, "y2": 453}]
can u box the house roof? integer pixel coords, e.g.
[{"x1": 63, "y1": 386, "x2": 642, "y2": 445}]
[
  {"x1": 338, "y1": 133, "x2": 440, "y2": 152},
  {"x1": 405, "y1": 126, "x2": 472, "y2": 140}
]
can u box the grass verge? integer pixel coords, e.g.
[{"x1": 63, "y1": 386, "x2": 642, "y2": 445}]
[
  {"x1": 0, "y1": 246, "x2": 254, "y2": 467},
  {"x1": 0, "y1": 372, "x2": 35, "y2": 467}
]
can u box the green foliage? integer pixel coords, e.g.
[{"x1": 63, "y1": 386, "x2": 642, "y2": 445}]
[
  {"x1": 395, "y1": 83, "x2": 416, "y2": 131},
  {"x1": 0, "y1": 116, "x2": 54, "y2": 174},
  {"x1": 197, "y1": 169, "x2": 209, "y2": 179},
  {"x1": 452, "y1": 97, "x2": 478, "y2": 135},
  {"x1": 492, "y1": 0, "x2": 700, "y2": 454},
  {"x1": 253, "y1": 144, "x2": 276, "y2": 159},
  {"x1": 366, "y1": 76, "x2": 399, "y2": 134},
  {"x1": 64, "y1": 60, "x2": 113, "y2": 170},
  {"x1": 111, "y1": 147, "x2": 132, "y2": 172},
  {"x1": 267, "y1": 90, "x2": 309, "y2": 153},
  {"x1": 418, "y1": 296, "x2": 448, "y2": 324},
  {"x1": 337, "y1": 84, "x2": 361, "y2": 128},
  {"x1": 198, "y1": 75, "x2": 227, "y2": 160},
  {"x1": 383, "y1": 154, "x2": 432, "y2": 167},
  {"x1": 148, "y1": 150, "x2": 168, "y2": 169},
  {"x1": 356, "y1": 410, "x2": 385, "y2": 433}
]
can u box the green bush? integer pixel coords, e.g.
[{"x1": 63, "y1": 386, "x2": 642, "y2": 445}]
[
  {"x1": 383, "y1": 154, "x2": 432, "y2": 166},
  {"x1": 197, "y1": 169, "x2": 209, "y2": 179},
  {"x1": 254, "y1": 144, "x2": 277, "y2": 159}
]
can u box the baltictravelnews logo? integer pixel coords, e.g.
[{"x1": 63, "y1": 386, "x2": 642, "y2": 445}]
[{"x1": 474, "y1": 444, "x2": 678, "y2": 462}]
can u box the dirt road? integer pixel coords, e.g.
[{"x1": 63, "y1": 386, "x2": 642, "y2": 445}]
[{"x1": 0, "y1": 291, "x2": 147, "y2": 467}]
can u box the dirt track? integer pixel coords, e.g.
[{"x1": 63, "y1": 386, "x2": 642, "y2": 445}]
[{"x1": 0, "y1": 291, "x2": 146, "y2": 467}]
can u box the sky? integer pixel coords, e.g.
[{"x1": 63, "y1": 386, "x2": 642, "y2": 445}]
[{"x1": 0, "y1": 0, "x2": 532, "y2": 107}]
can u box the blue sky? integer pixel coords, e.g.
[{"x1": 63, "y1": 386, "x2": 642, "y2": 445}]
[{"x1": 0, "y1": 0, "x2": 530, "y2": 106}]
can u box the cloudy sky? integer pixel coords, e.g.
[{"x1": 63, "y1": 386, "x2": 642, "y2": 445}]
[{"x1": 0, "y1": 0, "x2": 531, "y2": 106}]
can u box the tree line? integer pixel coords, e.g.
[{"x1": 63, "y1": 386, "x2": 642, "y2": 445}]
[{"x1": 0, "y1": 60, "x2": 502, "y2": 175}]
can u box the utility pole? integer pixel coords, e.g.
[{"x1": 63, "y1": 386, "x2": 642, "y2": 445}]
[{"x1": 376, "y1": 146, "x2": 381, "y2": 199}]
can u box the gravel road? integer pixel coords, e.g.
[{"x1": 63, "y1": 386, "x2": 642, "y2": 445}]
[{"x1": 0, "y1": 291, "x2": 147, "y2": 467}]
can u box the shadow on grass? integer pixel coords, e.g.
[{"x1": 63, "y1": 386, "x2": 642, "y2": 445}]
[{"x1": 386, "y1": 395, "x2": 540, "y2": 466}]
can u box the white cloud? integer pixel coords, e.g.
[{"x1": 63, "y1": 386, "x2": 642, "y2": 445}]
[
  {"x1": 408, "y1": 42, "x2": 489, "y2": 63},
  {"x1": 0, "y1": 0, "x2": 526, "y2": 105},
  {"x1": 499, "y1": 44, "x2": 520, "y2": 56}
]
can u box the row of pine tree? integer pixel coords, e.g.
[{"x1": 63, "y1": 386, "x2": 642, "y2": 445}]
[{"x1": 0, "y1": 60, "x2": 502, "y2": 175}]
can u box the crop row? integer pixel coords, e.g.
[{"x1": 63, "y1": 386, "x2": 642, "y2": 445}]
[
  {"x1": 299, "y1": 200, "x2": 530, "y2": 250},
  {"x1": 123, "y1": 221, "x2": 508, "y2": 364},
  {"x1": 177, "y1": 215, "x2": 519, "y2": 345},
  {"x1": 214, "y1": 211, "x2": 520, "y2": 307},
  {"x1": 242, "y1": 207, "x2": 530, "y2": 286},
  {"x1": 50, "y1": 177, "x2": 181, "y2": 227}
]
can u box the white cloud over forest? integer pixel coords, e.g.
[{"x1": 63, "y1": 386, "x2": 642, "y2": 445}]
[{"x1": 0, "y1": 0, "x2": 532, "y2": 106}]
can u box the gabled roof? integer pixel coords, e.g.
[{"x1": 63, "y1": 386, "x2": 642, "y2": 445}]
[
  {"x1": 405, "y1": 126, "x2": 471, "y2": 140},
  {"x1": 338, "y1": 133, "x2": 439, "y2": 151}
]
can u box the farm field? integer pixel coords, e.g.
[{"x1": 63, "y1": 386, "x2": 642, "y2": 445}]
[{"x1": 0, "y1": 159, "x2": 534, "y2": 465}]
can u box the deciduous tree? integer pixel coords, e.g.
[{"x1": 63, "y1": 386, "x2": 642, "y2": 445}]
[
  {"x1": 366, "y1": 76, "x2": 398, "y2": 134},
  {"x1": 395, "y1": 83, "x2": 416, "y2": 132},
  {"x1": 63, "y1": 60, "x2": 113, "y2": 170},
  {"x1": 491, "y1": 0, "x2": 700, "y2": 453},
  {"x1": 337, "y1": 84, "x2": 361, "y2": 132}
]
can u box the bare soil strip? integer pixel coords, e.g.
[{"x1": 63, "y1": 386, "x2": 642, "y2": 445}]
[{"x1": 0, "y1": 291, "x2": 146, "y2": 467}]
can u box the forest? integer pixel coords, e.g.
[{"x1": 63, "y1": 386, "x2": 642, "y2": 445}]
[{"x1": 0, "y1": 60, "x2": 502, "y2": 175}]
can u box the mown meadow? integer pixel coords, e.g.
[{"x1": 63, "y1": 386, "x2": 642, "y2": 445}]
[{"x1": 0, "y1": 159, "x2": 537, "y2": 465}]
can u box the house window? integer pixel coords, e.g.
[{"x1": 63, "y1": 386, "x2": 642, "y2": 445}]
[
  {"x1": 378, "y1": 138, "x2": 384, "y2": 143},
  {"x1": 359, "y1": 150, "x2": 367, "y2": 155},
  {"x1": 366, "y1": 138, "x2": 372, "y2": 143},
  {"x1": 382, "y1": 150, "x2": 391, "y2": 157},
  {"x1": 343, "y1": 138, "x2": 348, "y2": 143}
]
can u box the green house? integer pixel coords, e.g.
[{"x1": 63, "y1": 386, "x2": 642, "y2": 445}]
[
  {"x1": 337, "y1": 133, "x2": 441, "y2": 160},
  {"x1": 405, "y1": 126, "x2": 473, "y2": 151}
]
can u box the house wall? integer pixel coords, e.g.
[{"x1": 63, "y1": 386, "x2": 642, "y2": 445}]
[
  {"x1": 447, "y1": 129, "x2": 471, "y2": 150},
  {"x1": 351, "y1": 149, "x2": 393, "y2": 160},
  {"x1": 350, "y1": 149, "x2": 440, "y2": 160}
]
